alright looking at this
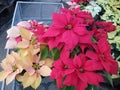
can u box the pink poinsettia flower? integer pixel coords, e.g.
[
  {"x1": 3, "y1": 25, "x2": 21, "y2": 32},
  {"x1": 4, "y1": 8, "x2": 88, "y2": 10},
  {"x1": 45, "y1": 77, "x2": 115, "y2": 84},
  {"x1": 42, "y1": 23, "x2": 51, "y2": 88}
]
[
  {"x1": 41, "y1": 9, "x2": 93, "y2": 50},
  {"x1": 67, "y1": 1, "x2": 80, "y2": 9},
  {"x1": 29, "y1": 20, "x2": 45, "y2": 33},
  {"x1": 31, "y1": 24, "x2": 45, "y2": 35},
  {"x1": 17, "y1": 21, "x2": 41, "y2": 43},
  {"x1": 17, "y1": 55, "x2": 51, "y2": 89},
  {"x1": 17, "y1": 20, "x2": 46, "y2": 37},
  {"x1": 86, "y1": 39, "x2": 118, "y2": 74},
  {"x1": 51, "y1": 54, "x2": 104, "y2": 90},
  {"x1": 26, "y1": 20, "x2": 46, "y2": 41},
  {"x1": 72, "y1": 0, "x2": 90, "y2": 4},
  {"x1": 0, "y1": 52, "x2": 23, "y2": 85}
]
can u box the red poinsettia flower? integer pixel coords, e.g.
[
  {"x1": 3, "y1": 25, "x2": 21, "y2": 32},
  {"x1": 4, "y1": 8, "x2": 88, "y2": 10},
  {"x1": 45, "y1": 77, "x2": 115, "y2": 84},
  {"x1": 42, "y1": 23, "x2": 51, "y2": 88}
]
[
  {"x1": 86, "y1": 38, "x2": 118, "y2": 74},
  {"x1": 61, "y1": 8, "x2": 94, "y2": 25},
  {"x1": 93, "y1": 29, "x2": 108, "y2": 41},
  {"x1": 41, "y1": 9, "x2": 93, "y2": 50},
  {"x1": 50, "y1": 57, "x2": 73, "y2": 88},
  {"x1": 95, "y1": 21, "x2": 116, "y2": 32},
  {"x1": 51, "y1": 53, "x2": 104, "y2": 90},
  {"x1": 64, "y1": 54, "x2": 104, "y2": 90}
]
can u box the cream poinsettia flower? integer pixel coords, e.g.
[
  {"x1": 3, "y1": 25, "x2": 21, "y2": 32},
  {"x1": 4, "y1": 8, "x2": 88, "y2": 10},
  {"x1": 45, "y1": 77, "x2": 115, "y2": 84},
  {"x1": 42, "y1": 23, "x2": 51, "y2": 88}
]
[
  {"x1": 19, "y1": 27, "x2": 32, "y2": 40},
  {"x1": 17, "y1": 37, "x2": 40, "y2": 57},
  {"x1": 43, "y1": 58, "x2": 54, "y2": 68},
  {"x1": 84, "y1": 1, "x2": 101, "y2": 17},
  {"x1": 7, "y1": 26, "x2": 20, "y2": 38},
  {"x1": 16, "y1": 39, "x2": 30, "y2": 49},
  {"x1": 0, "y1": 52, "x2": 23, "y2": 85},
  {"x1": 5, "y1": 38, "x2": 18, "y2": 49},
  {"x1": 17, "y1": 21, "x2": 31, "y2": 29},
  {"x1": 5, "y1": 26, "x2": 21, "y2": 49},
  {"x1": 16, "y1": 55, "x2": 51, "y2": 89},
  {"x1": 5, "y1": 26, "x2": 32, "y2": 49},
  {"x1": 16, "y1": 46, "x2": 40, "y2": 69}
]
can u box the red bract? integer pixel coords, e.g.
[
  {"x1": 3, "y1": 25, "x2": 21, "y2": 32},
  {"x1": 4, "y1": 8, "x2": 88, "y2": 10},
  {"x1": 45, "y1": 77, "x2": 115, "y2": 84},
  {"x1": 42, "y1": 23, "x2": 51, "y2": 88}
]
[
  {"x1": 50, "y1": 57, "x2": 73, "y2": 88},
  {"x1": 95, "y1": 21, "x2": 116, "y2": 32},
  {"x1": 94, "y1": 29, "x2": 108, "y2": 41},
  {"x1": 86, "y1": 39, "x2": 118, "y2": 74},
  {"x1": 29, "y1": 20, "x2": 45, "y2": 35},
  {"x1": 41, "y1": 9, "x2": 93, "y2": 50},
  {"x1": 97, "y1": 39, "x2": 118, "y2": 74},
  {"x1": 61, "y1": 8, "x2": 94, "y2": 25},
  {"x1": 51, "y1": 54, "x2": 104, "y2": 90},
  {"x1": 32, "y1": 25, "x2": 44, "y2": 35},
  {"x1": 50, "y1": 60, "x2": 64, "y2": 88}
]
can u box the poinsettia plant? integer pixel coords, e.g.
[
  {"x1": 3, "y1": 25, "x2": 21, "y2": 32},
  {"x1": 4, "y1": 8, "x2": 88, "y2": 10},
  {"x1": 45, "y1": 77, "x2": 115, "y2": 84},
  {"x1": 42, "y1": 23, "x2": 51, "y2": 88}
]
[
  {"x1": 0, "y1": 0, "x2": 119, "y2": 90},
  {"x1": 67, "y1": 0, "x2": 120, "y2": 81},
  {"x1": 95, "y1": 0, "x2": 120, "y2": 79},
  {"x1": 67, "y1": 0, "x2": 120, "y2": 79}
]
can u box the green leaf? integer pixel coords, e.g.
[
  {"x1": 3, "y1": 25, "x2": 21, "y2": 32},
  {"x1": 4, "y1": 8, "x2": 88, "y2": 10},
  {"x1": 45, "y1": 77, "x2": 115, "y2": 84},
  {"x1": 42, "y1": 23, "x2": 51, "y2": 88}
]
[
  {"x1": 14, "y1": 48, "x2": 20, "y2": 52},
  {"x1": 40, "y1": 46, "x2": 49, "y2": 60},
  {"x1": 50, "y1": 48, "x2": 60, "y2": 60},
  {"x1": 69, "y1": 86, "x2": 75, "y2": 90},
  {"x1": 66, "y1": 86, "x2": 75, "y2": 90},
  {"x1": 86, "y1": 85, "x2": 97, "y2": 90},
  {"x1": 119, "y1": 67, "x2": 120, "y2": 73},
  {"x1": 86, "y1": 85, "x2": 93, "y2": 90},
  {"x1": 70, "y1": 46, "x2": 81, "y2": 58},
  {"x1": 53, "y1": 80, "x2": 56, "y2": 85},
  {"x1": 92, "y1": 37, "x2": 97, "y2": 43},
  {"x1": 93, "y1": 85, "x2": 97, "y2": 90},
  {"x1": 104, "y1": 71, "x2": 114, "y2": 87},
  {"x1": 60, "y1": 86, "x2": 75, "y2": 90},
  {"x1": 60, "y1": 87, "x2": 66, "y2": 90}
]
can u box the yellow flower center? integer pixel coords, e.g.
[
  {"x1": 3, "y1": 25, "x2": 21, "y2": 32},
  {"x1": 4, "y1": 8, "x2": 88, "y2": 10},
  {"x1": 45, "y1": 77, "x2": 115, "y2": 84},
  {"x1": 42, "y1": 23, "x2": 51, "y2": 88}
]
[
  {"x1": 32, "y1": 25, "x2": 37, "y2": 29},
  {"x1": 12, "y1": 66, "x2": 18, "y2": 72},
  {"x1": 30, "y1": 35, "x2": 38, "y2": 45},
  {"x1": 65, "y1": 24, "x2": 73, "y2": 30},
  {"x1": 32, "y1": 63, "x2": 40, "y2": 70},
  {"x1": 85, "y1": 18, "x2": 90, "y2": 22},
  {"x1": 100, "y1": 54, "x2": 105, "y2": 59},
  {"x1": 79, "y1": 68, "x2": 84, "y2": 73},
  {"x1": 73, "y1": 13, "x2": 77, "y2": 17},
  {"x1": 64, "y1": 65, "x2": 68, "y2": 69}
]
